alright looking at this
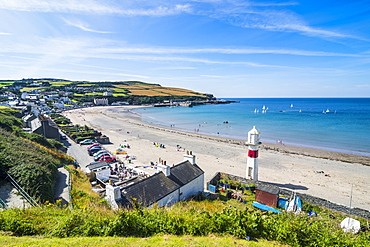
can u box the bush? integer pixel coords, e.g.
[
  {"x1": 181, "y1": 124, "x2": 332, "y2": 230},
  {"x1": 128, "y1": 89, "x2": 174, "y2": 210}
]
[{"x1": 9, "y1": 163, "x2": 55, "y2": 202}]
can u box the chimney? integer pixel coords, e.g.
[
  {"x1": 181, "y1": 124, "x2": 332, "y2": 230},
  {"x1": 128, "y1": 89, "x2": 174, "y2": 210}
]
[
  {"x1": 183, "y1": 150, "x2": 196, "y2": 165},
  {"x1": 157, "y1": 162, "x2": 170, "y2": 176},
  {"x1": 106, "y1": 184, "x2": 121, "y2": 201}
]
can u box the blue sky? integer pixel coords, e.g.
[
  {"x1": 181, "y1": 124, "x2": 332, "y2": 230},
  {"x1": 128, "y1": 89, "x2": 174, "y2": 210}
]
[{"x1": 0, "y1": 0, "x2": 370, "y2": 98}]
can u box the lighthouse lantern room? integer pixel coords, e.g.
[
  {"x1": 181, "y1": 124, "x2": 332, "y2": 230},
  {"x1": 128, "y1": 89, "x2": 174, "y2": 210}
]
[{"x1": 246, "y1": 126, "x2": 260, "y2": 181}]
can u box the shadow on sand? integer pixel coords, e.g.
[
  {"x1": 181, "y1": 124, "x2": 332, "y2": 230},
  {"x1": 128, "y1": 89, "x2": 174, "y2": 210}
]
[{"x1": 260, "y1": 181, "x2": 308, "y2": 191}]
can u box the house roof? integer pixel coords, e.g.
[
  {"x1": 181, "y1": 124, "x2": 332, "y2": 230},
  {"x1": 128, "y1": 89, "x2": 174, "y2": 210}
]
[
  {"x1": 256, "y1": 184, "x2": 280, "y2": 195},
  {"x1": 117, "y1": 160, "x2": 204, "y2": 208},
  {"x1": 120, "y1": 172, "x2": 180, "y2": 207},
  {"x1": 168, "y1": 160, "x2": 204, "y2": 186},
  {"x1": 22, "y1": 114, "x2": 37, "y2": 122},
  {"x1": 86, "y1": 161, "x2": 108, "y2": 170},
  {"x1": 29, "y1": 117, "x2": 42, "y2": 131}
]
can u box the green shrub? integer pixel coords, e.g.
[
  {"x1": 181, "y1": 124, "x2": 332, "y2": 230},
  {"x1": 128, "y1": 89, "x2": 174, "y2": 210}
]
[
  {"x1": 0, "y1": 201, "x2": 369, "y2": 246},
  {"x1": 9, "y1": 163, "x2": 55, "y2": 202}
]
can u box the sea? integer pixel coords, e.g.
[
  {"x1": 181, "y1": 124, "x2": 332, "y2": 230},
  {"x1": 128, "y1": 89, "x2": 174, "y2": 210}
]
[{"x1": 133, "y1": 98, "x2": 370, "y2": 157}]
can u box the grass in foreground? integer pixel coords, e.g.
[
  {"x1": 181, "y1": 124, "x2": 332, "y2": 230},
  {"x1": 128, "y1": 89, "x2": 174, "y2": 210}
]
[{"x1": 0, "y1": 234, "x2": 287, "y2": 247}]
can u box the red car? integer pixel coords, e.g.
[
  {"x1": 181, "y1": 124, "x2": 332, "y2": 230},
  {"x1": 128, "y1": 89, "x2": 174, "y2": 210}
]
[
  {"x1": 87, "y1": 143, "x2": 101, "y2": 150},
  {"x1": 98, "y1": 155, "x2": 117, "y2": 163}
]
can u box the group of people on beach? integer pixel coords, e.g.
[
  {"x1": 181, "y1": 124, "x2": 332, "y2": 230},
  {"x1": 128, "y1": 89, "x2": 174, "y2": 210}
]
[
  {"x1": 120, "y1": 143, "x2": 130, "y2": 149},
  {"x1": 153, "y1": 142, "x2": 165, "y2": 148}
]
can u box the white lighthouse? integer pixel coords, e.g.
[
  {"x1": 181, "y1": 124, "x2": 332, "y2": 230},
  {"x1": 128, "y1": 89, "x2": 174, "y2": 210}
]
[{"x1": 246, "y1": 126, "x2": 261, "y2": 181}]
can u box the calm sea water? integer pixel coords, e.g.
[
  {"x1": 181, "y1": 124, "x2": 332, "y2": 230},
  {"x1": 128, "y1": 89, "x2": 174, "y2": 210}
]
[{"x1": 133, "y1": 98, "x2": 370, "y2": 156}]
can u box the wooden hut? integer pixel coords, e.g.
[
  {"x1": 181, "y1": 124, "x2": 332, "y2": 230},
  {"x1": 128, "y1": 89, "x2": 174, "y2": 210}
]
[{"x1": 255, "y1": 185, "x2": 279, "y2": 207}]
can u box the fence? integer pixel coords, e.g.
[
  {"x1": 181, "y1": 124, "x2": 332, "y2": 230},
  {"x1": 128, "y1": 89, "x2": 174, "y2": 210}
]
[{"x1": 5, "y1": 172, "x2": 40, "y2": 208}]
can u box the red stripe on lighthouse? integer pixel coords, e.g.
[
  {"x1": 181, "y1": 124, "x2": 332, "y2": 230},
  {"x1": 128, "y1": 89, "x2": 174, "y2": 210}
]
[{"x1": 248, "y1": 150, "x2": 258, "y2": 158}]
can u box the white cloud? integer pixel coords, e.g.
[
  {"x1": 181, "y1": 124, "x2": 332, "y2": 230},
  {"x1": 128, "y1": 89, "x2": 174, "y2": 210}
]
[
  {"x1": 189, "y1": 1, "x2": 363, "y2": 40},
  {"x1": 0, "y1": 0, "x2": 361, "y2": 40},
  {"x1": 191, "y1": 0, "x2": 298, "y2": 6},
  {"x1": 200, "y1": 74, "x2": 223, "y2": 78},
  {"x1": 152, "y1": 66, "x2": 196, "y2": 70},
  {"x1": 0, "y1": 32, "x2": 11, "y2": 35},
  {"x1": 94, "y1": 46, "x2": 365, "y2": 57},
  {"x1": 0, "y1": 1, "x2": 192, "y2": 16},
  {"x1": 62, "y1": 18, "x2": 113, "y2": 33},
  {"x1": 356, "y1": 84, "x2": 370, "y2": 88},
  {"x1": 0, "y1": 36, "x2": 366, "y2": 72},
  {"x1": 213, "y1": 8, "x2": 358, "y2": 40}
]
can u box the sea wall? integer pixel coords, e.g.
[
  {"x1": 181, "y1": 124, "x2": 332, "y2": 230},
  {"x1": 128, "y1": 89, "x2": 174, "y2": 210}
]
[{"x1": 208, "y1": 172, "x2": 370, "y2": 220}]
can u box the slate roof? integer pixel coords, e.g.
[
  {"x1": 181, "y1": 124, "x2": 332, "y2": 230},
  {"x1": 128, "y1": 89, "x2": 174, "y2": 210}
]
[
  {"x1": 118, "y1": 160, "x2": 204, "y2": 208},
  {"x1": 29, "y1": 117, "x2": 42, "y2": 131},
  {"x1": 168, "y1": 161, "x2": 204, "y2": 186},
  {"x1": 119, "y1": 172, "x2": 180, "y2": 207},
  {"x1": 86, "y1": 161, "x2": 108, "y2": 171},
  {"x1": 256, "y1": 184, "x2": 280, "y2": 195}
]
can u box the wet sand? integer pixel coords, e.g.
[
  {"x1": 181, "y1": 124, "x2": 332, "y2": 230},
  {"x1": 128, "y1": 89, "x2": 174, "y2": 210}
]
[{"x1": 63, "y1": 106, "x2": 370, "y2": 211}]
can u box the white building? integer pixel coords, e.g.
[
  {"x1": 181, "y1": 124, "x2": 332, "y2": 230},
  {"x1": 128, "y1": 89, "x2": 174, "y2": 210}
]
[
  {"x1": 94, "y1": 98, "x2": 109, "y2": 106},
  {"x1": 106, "y1": 152, "x2": 204, "y2": 209}
]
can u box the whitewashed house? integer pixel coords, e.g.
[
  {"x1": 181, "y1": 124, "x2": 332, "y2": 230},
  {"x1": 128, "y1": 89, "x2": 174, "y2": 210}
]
[{"x1": 106, "y1": 152, "x2": 204, "y2": 209}]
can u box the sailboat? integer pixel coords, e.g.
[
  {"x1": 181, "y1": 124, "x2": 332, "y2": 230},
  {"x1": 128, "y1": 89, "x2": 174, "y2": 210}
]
[{"x1": 290, "y1": 104, "x2": 294, "y2": 108}]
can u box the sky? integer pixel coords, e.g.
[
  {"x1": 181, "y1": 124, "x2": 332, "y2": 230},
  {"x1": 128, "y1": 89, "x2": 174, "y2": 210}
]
[{"x1": 0, "y1": 0, "x2": 370, "y2": 98}]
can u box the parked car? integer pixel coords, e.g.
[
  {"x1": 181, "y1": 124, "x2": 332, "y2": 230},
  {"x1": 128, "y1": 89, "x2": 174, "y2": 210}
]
[
  {"x1": 113, "y1": 148, "x2": 127, "y2": 155},
  {"x1": 87, "y1": 143, "x2": 101, "y2": 150},
  {"x1": 94, "y1": 152, "x2": 110, "y2": 161},
  {"x1": 80, "y1": 139, "x2": 97, "y2": 145},
  {"x1": 88, "y1": 146, "x2": 102, "y2": 156},
  {"x1": 98, "y1": 155, "x2": 117, "y2": 163},
  {"x1": 93, "y1": 150, "x2": 109, "y2": 157}
]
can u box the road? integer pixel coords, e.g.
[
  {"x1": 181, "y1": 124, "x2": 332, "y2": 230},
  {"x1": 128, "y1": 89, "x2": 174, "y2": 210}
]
[
  {"x1": 53, "y1": 135, "x2": 96, "y2": 205},
  {"x1": 64, "y1": 136, "x2": 95, "y2": 171}
]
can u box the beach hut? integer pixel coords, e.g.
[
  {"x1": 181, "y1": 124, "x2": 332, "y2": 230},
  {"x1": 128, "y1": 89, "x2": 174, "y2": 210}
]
[{"x1": 255, "y1": 185, "x2": 279, "y2": 207}]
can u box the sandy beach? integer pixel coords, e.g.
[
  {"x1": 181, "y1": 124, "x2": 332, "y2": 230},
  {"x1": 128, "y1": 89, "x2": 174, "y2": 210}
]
[{"x1": 63, "y1": 106, "x2": 370, "y2": 211}]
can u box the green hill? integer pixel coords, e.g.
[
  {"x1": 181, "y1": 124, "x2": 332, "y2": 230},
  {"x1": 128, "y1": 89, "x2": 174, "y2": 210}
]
[
  {"x1": 0, "y1": 107, "x2": 73, "y2": 202},
  {"x1": 6, "y1": 78, "x2": 215, "y2": 105}
]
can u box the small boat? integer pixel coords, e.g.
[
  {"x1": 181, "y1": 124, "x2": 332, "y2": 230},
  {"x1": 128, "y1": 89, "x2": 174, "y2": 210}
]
[
  {"x1": 326, "y1": 109, "x2": 330, "y2": 113},
  {"x1": 290, "y1": 104, "x2": 294, "y2": 108}
]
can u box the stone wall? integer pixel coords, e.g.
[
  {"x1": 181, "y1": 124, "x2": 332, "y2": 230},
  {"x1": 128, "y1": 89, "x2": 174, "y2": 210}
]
[{"x1": 208, "y1": 172, "x2": 370, "y2": 220}]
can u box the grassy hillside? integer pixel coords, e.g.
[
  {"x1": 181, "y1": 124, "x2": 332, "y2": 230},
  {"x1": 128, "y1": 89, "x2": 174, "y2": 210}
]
[
  {"x1": 5, "y1": 78, "x2": 213, "y2": 105},
  {"x1": 0, "y1": 107, "x2": 74, "y2": 202},
  {"x1": 0, "y1": 166, "x2": 369, "y2": 246},
  {"x1": 0, "y1": 235, "x2": 285, "y2": 247},
  {"x1": 114, "y1": 83, "x2": 207, "y2": 97}
]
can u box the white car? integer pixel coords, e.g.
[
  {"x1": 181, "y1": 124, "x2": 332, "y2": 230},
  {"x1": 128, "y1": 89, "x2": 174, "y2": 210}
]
[{"x1": 93, "y1": 150, "x2": 109, "y2": 157}]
